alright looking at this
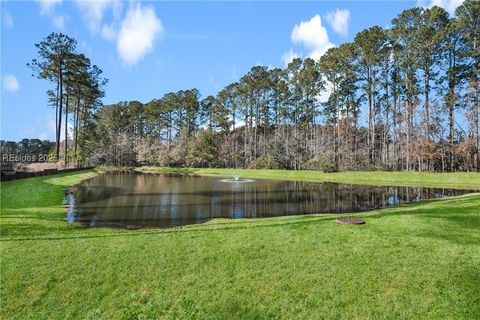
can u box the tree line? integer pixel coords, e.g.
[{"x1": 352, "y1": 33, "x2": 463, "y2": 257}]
[
  {"x1": 27, "y1": 1, "x2": 479, "y2": 172},
  {"x1": 28, "y1": 33, "x2": 107, "y2": 165},
  {"x1": 1, "y1": 139, "x2": 55, "y2": 162}
]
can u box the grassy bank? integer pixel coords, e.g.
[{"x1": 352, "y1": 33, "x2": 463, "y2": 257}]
[
  {"x1": 1, "y1": 169, "x2": 479, "y2": 319},
  {"x1": 138, "y1": 167, "x2": 480, "y2": 190}
]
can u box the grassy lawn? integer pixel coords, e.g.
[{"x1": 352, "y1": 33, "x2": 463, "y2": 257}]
[{"x1": 1, "y1": 169, "x2": 479, "y2": 319}]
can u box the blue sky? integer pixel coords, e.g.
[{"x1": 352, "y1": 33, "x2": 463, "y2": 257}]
[{"x1": 1, "y1": 0, "x2": 462, "y2": 141}]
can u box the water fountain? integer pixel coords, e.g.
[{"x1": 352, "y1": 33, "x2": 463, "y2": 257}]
[{"x1": 219, "y1": 174, "x2": 254, "y2": 183}]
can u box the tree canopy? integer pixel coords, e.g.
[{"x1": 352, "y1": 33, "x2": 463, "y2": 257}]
[{"x1": 24, "y1": 1, "x2": 480, "y2": 172}]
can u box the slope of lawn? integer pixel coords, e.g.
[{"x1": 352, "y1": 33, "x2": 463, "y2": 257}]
[
  {"x1": 1, "y1": 169, "x2": 479, "y2": 319},
  {"x1": 138, "y1": 167, "x2": 480, "y2": 190}
]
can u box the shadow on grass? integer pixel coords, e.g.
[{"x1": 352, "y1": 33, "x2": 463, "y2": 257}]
[
  {"x1": 364, "y1": 195, "x2": 480, "y2": 246},
  {"x1": 367, "y1": 195, "x2": 479, "y2": 227},
  {"x1": 0, "y1": 222, "x2": 77, "y2": 238},
  {"x1": 0, "y1": 214, "x2": 337, "y2": 242},
  {"x1": 0, "y1": 215, "x2": 65, "y2": 221},
  {"x1": 417, "y1": 229, "x2": 480, "y2": 246}
]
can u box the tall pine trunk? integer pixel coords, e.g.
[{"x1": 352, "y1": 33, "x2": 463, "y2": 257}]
[
  {"x1": 56, "y1": 63, "x2": 63, "y2": 162},
  {"x1": 474, "y1": 55, "x2": 479, "y2": 171},
  {"x1": 65, "y1": 94, "x2": 69, "y2": 165},
  {"x1": 74, "y1": 95, "x2": 80, "y2": 164},
  {"x1": 425, "y1": 65, "x2": 430, "y2": 140}
]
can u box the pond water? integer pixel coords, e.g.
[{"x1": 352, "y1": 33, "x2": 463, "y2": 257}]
[{"x1": 65, "y1": 172, "x2": 472, "y2": 228}]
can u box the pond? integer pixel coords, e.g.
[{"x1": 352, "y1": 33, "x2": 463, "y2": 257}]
[{"x1": 65, "y1": 172, "x2": 472, "y2": 228}]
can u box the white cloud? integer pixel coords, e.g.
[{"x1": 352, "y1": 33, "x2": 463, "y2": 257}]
[
  {"x1": 281, "y1": 49, "x2": 300, "y2": 67},
  {"x1": 62, "y1": 122, "x2": 74, "y2": 140},
  {"x1": 74, "y1": 0, "x2": 122, "y2": 33},
  {"x1": 36, "y1": 0, "x2": 66, "y2": 30},
  {"x1": 318, "y1": 80, "x2": 332, "y2": 103},
  {"x1": 291, "y1": 14, "x2": 335, "y2": 61},
  {"x1": 325, "y1": 9, "x2": 350, "y2": 37},
  {"x1": 75, "y1": 0, "x2": 110, "y2": 32},
  {"x1": 231, "y1": 120, "x2": 245, "y2": 131},
  {"x1": 117, "y1": 3, "x2": 163, "y2": 66},
  {"x1": 52, "y1": 15, "x2": 66, "y2": 30},
  {"x1": 101, "y1": 23, "x2": 117, "y2": 40},
  {"x1": 37, "y1": 0, "x2": 62, "y2": 16},
  {"x1": 3, "y1": 75, "x2": 19, "y2": 92},
  {"x1": 417, "y1": 0, "x2": 463, "y2": 15},
  {"x1": 309, "y1": 45, "x2": 335, "y2": 61},
  {"x1": 3, "y1": 11, "x2": 13, "y2": 28}
]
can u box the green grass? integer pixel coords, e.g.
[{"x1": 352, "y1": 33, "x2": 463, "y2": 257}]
[
  {"x1": 1, "y1": 169, "x2": 479, "y2": 319},
  {"x1": 138, "y1": 167, "x2": 480, "y2": 190}
]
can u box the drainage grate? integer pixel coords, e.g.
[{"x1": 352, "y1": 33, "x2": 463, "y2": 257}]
[{"x1": 336, "y1": 217, "x2": 365, "y2": 225}]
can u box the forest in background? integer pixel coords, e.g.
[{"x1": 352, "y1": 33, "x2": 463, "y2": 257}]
[{"x1": 1, "y1": 1, "x2": 479, "y2": 172}]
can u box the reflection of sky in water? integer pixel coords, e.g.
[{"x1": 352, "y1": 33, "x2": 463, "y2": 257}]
[
  {"x1": 66, "y1": 173, "x2": 473, "y2": 228},
  {"x1": 387, "y1": 195, "x2": 399, "y2": 206},
  {"x1": 65, "y1": 194, "x2": 76, "y2": 223},
  {"x1": 89, "y1": 215, "x2": 97, "y2": 227}
]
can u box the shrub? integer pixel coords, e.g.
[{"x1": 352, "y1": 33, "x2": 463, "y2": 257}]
[
  {"x1": 302, "y1": 156, "x2": 338, "y2": 172},
  {"x1": 249, "y1": 156, "x2": 276, "y2": 169}
]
